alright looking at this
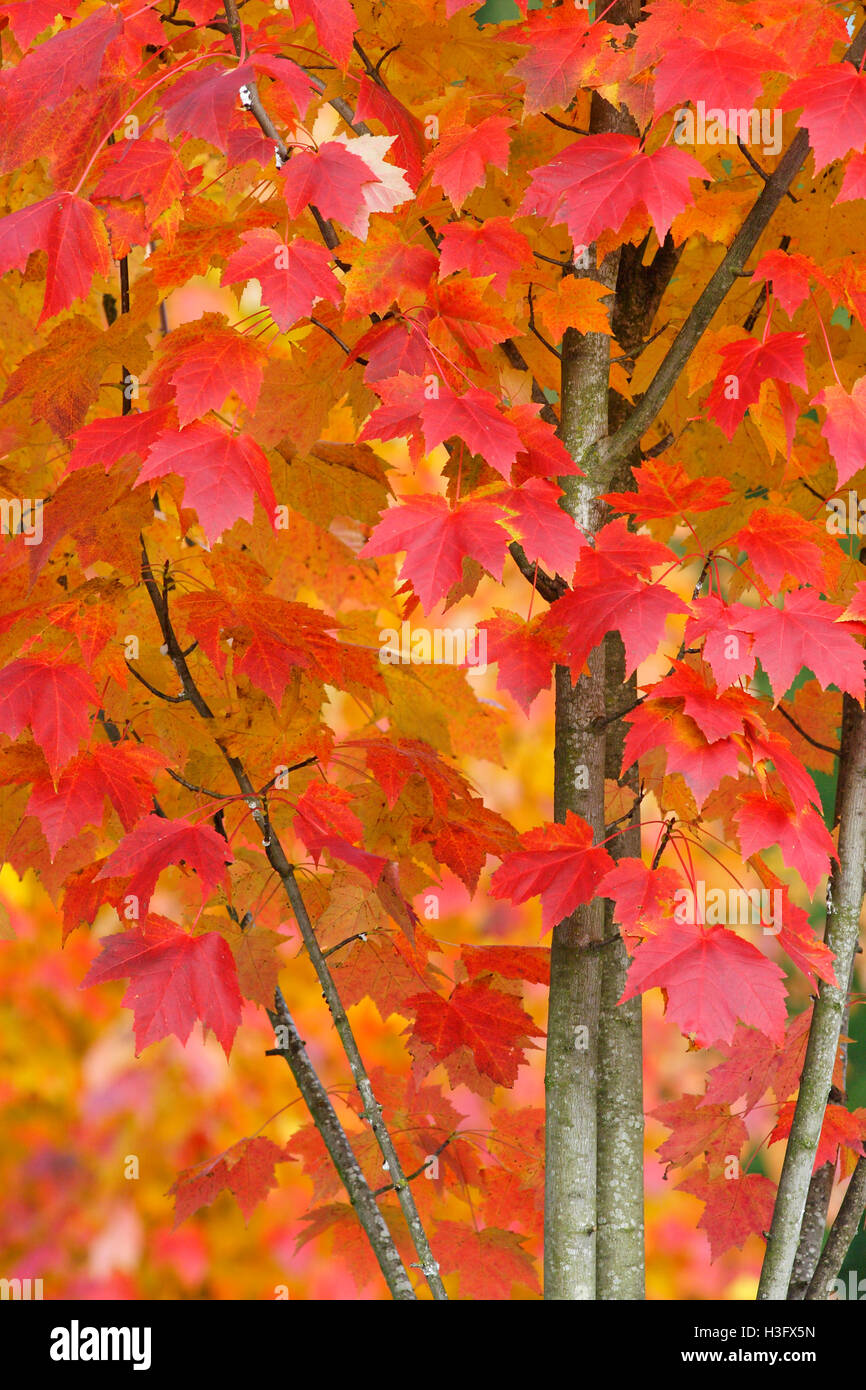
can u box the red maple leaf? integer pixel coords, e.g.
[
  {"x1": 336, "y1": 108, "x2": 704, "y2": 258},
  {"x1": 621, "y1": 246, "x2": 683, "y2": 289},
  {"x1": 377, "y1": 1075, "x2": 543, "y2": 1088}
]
[
  {"x1": 677, "y1": 1171, "x2": 776, "y2": 1260},
  {"x1": 0, "y1": 192, "x2": 111, "y2": 323},
  {"x1": 404, "y1": 980, "x2": 543, "y2": 1088},
  {"x1": 26, "y1": 742, "x2": 162, "y2": 857},
  {"x1": 355, "y1": 74, "x2": 425, "y2": 188},
  {"x1": 497, "y1": 478, "x2": 586, "y2": 578},
  {"x1": 461, "y1": 944, "x2": 550, "y2": 986},
  {"x1": 731, "y1": 508, "x2": 825, "y2": 590},
  {"x1": 490, "y1": 811, "x2": 615, "y2": 934},
  {"x1": 361, "y1": 494, "x2": 509, "y2": 610},
  {"x1": 82, "y1": 919, "x2": 243, "y2": 1057},
  {"x1": 653, "y1": 30, "x2": 772, "y2": 118},
  {"x1": 93, "y1": 138, "x2": 191, "y2": 220},
  {"x1": 288, "y1": 0, "x2": 357, "y2": 69},
  {"x1": 813, "y1": 377, "x2": 866, "y2": 487},
  {"x1": 735, "y1": 792, "x2": 837, "y2": 895},
  {"x1": 164, "y1": 325, "x2": 266, "y2": 426},
  {"x1": 596, "y1": 858, "x2": 683, "y2": 942},
  {"x1": 770, "y1": 1102, "x2": 866, "y2": 1171},
  {"x1": 96, "y1": 814, "x2": 231, "y2": 912},
  {"x1": 281, "y1": 140, "x2": 378, "y2": 233},
  {"x1": 508, "y1": 6, "x2": 601, "y2": 115},
  {"x1": 652, "y1": 1094, "x2": 749, "y2": 1172},
  {"x1": 703, "y1": 332, "x2": 807, "y2": 438},
  {"x1": 137, "y1": 423, "x2": 277, "y2": 544},
  {"x1": 521, "y1": 134, "x2": 706, "y2": 248},
  {"x1": 604, "y1": 459, "x2": 732, "y2": 522},
  {"x1": 739, "y1": 590, "x2": 865, "y2": 701},
  {"x1": 222, "y1": 230, "x2": 340, "y2": 332},
  {"x1": 169, "y1": 1136, "x2": 292, "y2": 1225},
  {"x1": 425, "y1": 115, "x2": 513, "y2": 210},
  {"x1": 430, "y1": 1222, "x2": 540, "y2": 1299},
  {"x1": 480, "y1": 609, "x2": 558, "y2": 714},
  {"x1": 0, "y1": 656, "x2": 97, "y2": 778},
  {"x1": 781, "y1": 64, "x2": 866, "y2": 170},
  {"x1": 620, "y1": 921, "x2": 788, "y2": 1046},
  {"x1": 438, "y1": 218, "x2": 533, "y2": 295},
  {"x1": 67, "y1": 407, "x2": 174, "y2": 473}
]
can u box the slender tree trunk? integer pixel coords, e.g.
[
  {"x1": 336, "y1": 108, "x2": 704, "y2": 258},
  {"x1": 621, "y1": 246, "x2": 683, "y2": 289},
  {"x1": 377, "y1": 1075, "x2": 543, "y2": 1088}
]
[{"x1": 758, "y1": 702, "x2": 866, "y2": 1299}]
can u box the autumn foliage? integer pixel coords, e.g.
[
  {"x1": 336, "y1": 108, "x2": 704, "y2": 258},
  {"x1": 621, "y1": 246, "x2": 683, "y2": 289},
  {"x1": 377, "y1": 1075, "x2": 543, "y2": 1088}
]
[{"x1": 2, "y1": 0, "x2": 866, "y2": 1301}]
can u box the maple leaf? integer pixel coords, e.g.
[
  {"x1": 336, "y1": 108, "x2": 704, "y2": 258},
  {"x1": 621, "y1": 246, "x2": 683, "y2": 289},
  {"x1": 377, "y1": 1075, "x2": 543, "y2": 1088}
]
[
  {"x1": 280, "y1": 140, "x2": 380, "y2": 236},
  {"x1": 521, "y1": 134, "x2": 706, "y2": 249},
  {"x1": 685, "y1": 596, "x2": 757, "y2": 691},
  {"x1": 425, "y1": 115, "x2": 513, "y2": 210},
  {"x1": 137, "y1": 423, "x2": 277, "y2": 545},
  {"x1": 169, "y1": 1136, "x2": 291, "y2": 1225},
  {"x1": 498, "y1": 478, "x2": 586, "y2": 578},
  {"x1": 0, "y1": 656, "x2": 97, "y2": 778},
  {"x1": 438, "y1": 218, "x2": 533, "y2": 295},
  {"x1": 677, "y1": 1171, "x2": 776, "y2": 1260},
  {"x1": 361, "y1": 495, "x2": 509, "y2": 611},
  {"x1": 163, "y1": 323, "x2": 266, "y2": 427},
  {"x1": 770, "y1": 1102, "x2": 866, "y2": 1172},
  {"x1": 0, "y1": 192, "x2": 111, "y2": 323},
  {"x1": 813, "y1": 377, "x2": 866, "y2": 487},
  {"x1": 288, "y1": 0, "x2": 357, "y2": 69},
  {"x1": 480, "y1": 609, "x2": 557, "y2": 714},
  {"x1": 740, "y1": 591, "x2": 865, "y2": 702},
  {"x1": 490, "y1": 811, "x2": 615, "y2": 934},
  {"x1": 620, "y1": 921, "x2": 788, "y2": 1047},
  {"x1": 541, "y1": 547, "x2": 688, "y2": 679},
  {"x1": 703, "y1": 332, "x2": 807, "y2": 438},
  {"x1": 508, "y1": 6, "x2": 600, "y2": 115},
  {"x1": 735, "y1": 793, "x2": 836, "y2": 895},
  {"x1": 533, "y1": 276, "x2": 613, "y2": 341},
  {"x1": 404, "y1": 980, "x2": 543, "y2": 1089},
  {"x1": 432, "y1": 1222, "x2": 540, "y2": 1299},
  {"x1": 2, "y1": 5, "x2": 120, "y2": 110},
  {"x1": 653, "y1": 30, "x2": 772, "y2": 119},
  {"x1": 93, "y1": 138, "x2": 190, "y2": 221},
  {"x1": 26, "y1": 743, "x2": 162, "y2": 857},
  {"x1": 596, "y1": 858, "x2": 683, "y2": 941},
  {"x1": 67, "y1": 407, "x2": 174, "y2": 473},
  {"x1": 354, "y1": 74, "x2": 425, "y2": 189},
  {"x1": 461, "y1": 944, "x2": 550, "y2": 987},
  {"x1": 781, "y1": 65, "x2": 866, "y2": 170},
  {"x1": 750, "y1": 250, "x2": 837, "y2": 319},
  {"x1": 82, "y1": 920, "x2": 243, "y2": 1057},
  {"x1": 96, "y1": 814, "x2": 231, "y2": 913},
  {"x1": 652, "y1": 1094, "x2": 749, "y2": 1172},
  {"x1": 731, "y1": 508, "x2": 825, "y2": 590},
  {"x1": 604, "y1": 459, "x2": 731, "y2": 521}
]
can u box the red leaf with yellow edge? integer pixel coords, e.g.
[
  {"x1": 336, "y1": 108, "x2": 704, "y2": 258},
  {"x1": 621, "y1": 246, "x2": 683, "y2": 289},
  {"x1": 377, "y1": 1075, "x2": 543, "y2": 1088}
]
[
  {"x1": 521, "y1": 134, "x2": 706, "y2": 249},
  {"x1": 508, "y1": 5, "x2": 602, "y2": 114},
  {"x1": 677, "y1": 1171, "x2": 776, "y2": 1260},
  {"x1": 498, "y1": 478, "x2": 586, "y2": 578},
  {"x1": 490, "y1": 811, "x2": 615, "y2": 934},
  {"x1": 425, "y1": 115, "x2": 513, "y2": 210},
  {"x1": 427, "y1": 279, "x2": 516, "y2": 370},
  {"x1": 169, "y1": 1136, "x2": 291, "y2": 1225},
  {"x1": 652, "y1": 1094, "x2": 749, "y2": 1172},
  {"x1": 222, "y1": 230, "x2": 341, "y2": 332},
  {"x1": 404, "y1": 980, "x2": 543, "y2": 1089},
  {"x1": 361, "y1": 494, "x2": 509, "y2": 611},
  {"x1": 621, "y1": 921, "x2": 788, "y2": 1046},
  {"x1": 96, "y1": 814, "x2": 231, "y2": 913},
  {"x1": 137, "y1": 423, "x2": 277, "y2": 545},
  {"x1": 0, "y1": 656, "x2": 97, "y2": 778},
  {"x1": 771, "y1": 1103, "x2": 866, "y2": 1172},
  {"x1": 596, "y1": 858, "x2": 685, "y2": 942},
  {"x1": 82, "y1": 919, "x2": 242, "y2": 1057},
  {"x1": 604, "y1": 458, "x2": 731, "y2": 521}
]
